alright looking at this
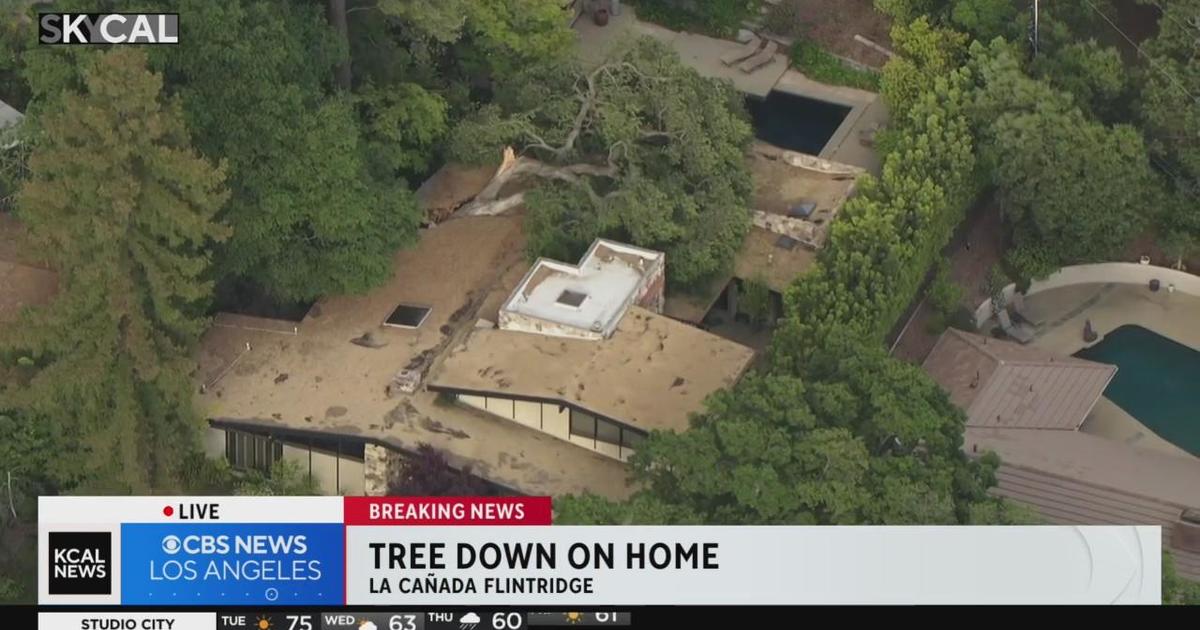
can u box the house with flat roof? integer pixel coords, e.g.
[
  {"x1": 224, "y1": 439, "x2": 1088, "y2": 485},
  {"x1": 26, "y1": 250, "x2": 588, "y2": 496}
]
[
  {"x1": 923, "y1": 328, "x2": 1200, "y2": 580},
  {"x1": 499, "y1": 239, "x2": 665, "y2": 340},
  {"x1": 429, "y1": 248, "x2": 752, "y2": 461},
  {"x1": 197, "y1": 210, "x2": 753, "y2": 496}
]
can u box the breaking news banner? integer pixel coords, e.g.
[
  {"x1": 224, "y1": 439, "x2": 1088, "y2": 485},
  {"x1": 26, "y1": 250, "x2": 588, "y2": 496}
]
[{"x1": 26, "y1": 495, "x2": 1161, "y2": 626}]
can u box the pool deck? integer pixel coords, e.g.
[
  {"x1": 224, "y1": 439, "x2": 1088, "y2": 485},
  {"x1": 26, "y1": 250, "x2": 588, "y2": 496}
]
[
  {"x1": 574, "y1": 9, "x2": 788, "y2": 97},
  {"x1": 1008, "y1": 283, "x2": 1200, "y2": 461},
  {"x1": 573, "y1": 7, "x2": 884, "y2": 174}
]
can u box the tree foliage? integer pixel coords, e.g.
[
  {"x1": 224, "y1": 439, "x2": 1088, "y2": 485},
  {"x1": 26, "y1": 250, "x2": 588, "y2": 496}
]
[
  {"x1": 779, "y1": 63, "x2": 978, "y2": 355},
  {"x1": 1031, "y1": 40, "x2": 1128, "y2": 121},
  {"x1": 1139, "y1": 0, "x2": 1200, "y2": 260},
  {"x1": 367, "y1": 0, "x2": 574, "y2": 86},
  {"x1": 449, "y1": 38, "x2": 753, "y2": 288},
  {"x1": 3, "y1": 49, "x2": 228, "y2": 492},
  {"x1": 389, "y1": 444, "x2": 495, "y2": 496},
  {"x1": 968, "y1": 41, "x2": 1155, "y2": 278},
  {"x1": 149, "y1": 0, "x2": 420, "y2": 302},
  {"x1": 880, "y1": 17, "x2": 969, "y2": 118},
  {"x1": 632, "y1": 0, "x2": 760, "y2": 38},
  {"x1": 355, "y1": 81, "x2": 449, "y2": 180},
  {"x1": 559, "y1": 342, "x2": 1018, "y2": 526},
  {"x1": 1163, "y1": 550, "x2": 1200, "y2": 605}
]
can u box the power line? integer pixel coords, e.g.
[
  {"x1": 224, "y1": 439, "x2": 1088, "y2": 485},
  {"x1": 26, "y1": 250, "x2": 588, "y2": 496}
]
[
  {"x1": 1079, "y1": 0, "x2": 1199, "y2": 104},
  {"x1": 1145, "y1": 0, "x2": 1200, "y2": 39}
]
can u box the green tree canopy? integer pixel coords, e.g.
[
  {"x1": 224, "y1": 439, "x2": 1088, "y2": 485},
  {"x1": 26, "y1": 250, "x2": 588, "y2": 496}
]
[
  {"x1": 782, "y1": 63, "x2": 978, "y2": 350},
  {"x1": 149, "y1": 0, "x2": 421, "y2": 301},
  {"x1": 558, "y1": 341, "x2": 1017, "y2": 526},
  {"x1": 968, "y1": 42, "x2": 1155, "y2": 278},
  {"x1": 3, "y1": 48, "x2": 228, "y2": 492},
  {"x1": 1139, "y1": 0, "x2": 1200, "y2": 261},
  {"x1": 880, "y1": 16, "x2": 969, "y2": 118},
  {"x1": 1030, "y1": 39, "x2": 1128, "y2": 121},
  {"x1": 447, "y1": 38, "x2": 753, "y2": 288}
]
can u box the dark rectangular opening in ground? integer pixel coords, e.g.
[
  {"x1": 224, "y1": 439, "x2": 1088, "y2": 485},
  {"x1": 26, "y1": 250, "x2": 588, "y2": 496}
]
[
  {"x1": 385, "y1": 303, "x2": 432, "y2": 328},
  {"x1": 745, "y1": 91, "x2": 851, "y2": 155}
]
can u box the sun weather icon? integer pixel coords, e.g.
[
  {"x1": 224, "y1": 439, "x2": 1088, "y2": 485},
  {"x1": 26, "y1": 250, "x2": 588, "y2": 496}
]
[
  {"x1": 564, "y1": 613, "x2": 584, "y2": 624},
  {"x1": 255, "y1": 615, "x2": 272, "y2": 630}
]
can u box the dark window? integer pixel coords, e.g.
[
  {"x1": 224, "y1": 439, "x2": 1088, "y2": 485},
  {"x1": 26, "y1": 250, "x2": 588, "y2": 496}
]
[
  {"x1": 621, "y1": 429, "x2": 646, "y2": 451},
  {"x1": 385, "y1": 303, "x2": 431, "y2": 328},
  {"x1": 557, "y1": 290, "x2": 588, "y2": 308},
  {"x1": 569, "y1": 409, "x2": 596, "y2": 440},
  {"x1": 596, "y1": 419, "x2": 621, "y2": 446},
  {"x1": 225, "y1": 430, "x2": 281, "y2": 475}
]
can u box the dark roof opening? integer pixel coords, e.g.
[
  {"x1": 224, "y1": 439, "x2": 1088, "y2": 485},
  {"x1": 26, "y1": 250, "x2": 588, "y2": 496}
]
[
  {"x1": 774, "y1": 235, "x2": 800, "y2": 250},
  {"x1": 788, "y1": 202, "x2": 816, "y2": 218},
  {"x1": 385, "y1": 303, "x2": 432, "y2": 328},
  {"x1": 557, "y1": 289, "x2": 588, "y2": 308}
]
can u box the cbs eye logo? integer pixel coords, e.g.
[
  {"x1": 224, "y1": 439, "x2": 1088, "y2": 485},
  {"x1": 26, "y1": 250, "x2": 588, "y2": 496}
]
[{"x1": 161, "y1": 535, "x2": 182, "y2": 555}]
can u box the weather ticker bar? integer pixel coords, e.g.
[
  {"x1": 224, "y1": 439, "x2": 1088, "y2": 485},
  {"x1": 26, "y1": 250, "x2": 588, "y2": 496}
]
[{"x1": 36, "y1": 610, "x2": 633, "y2": 630}]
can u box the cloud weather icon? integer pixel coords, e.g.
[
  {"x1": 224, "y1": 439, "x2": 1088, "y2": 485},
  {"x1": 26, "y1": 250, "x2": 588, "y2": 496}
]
[{"x1": 458, "y1": 612, "x2": 480, "y2": 630}]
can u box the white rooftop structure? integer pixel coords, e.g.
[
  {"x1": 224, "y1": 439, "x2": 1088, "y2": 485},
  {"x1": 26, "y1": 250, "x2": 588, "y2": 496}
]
[{"x1": 499, "y1": 239, "x2": 666, "y2": 340}]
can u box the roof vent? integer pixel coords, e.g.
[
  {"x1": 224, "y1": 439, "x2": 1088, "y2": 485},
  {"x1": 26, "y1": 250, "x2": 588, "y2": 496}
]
[
  {"x1": 591, "y1": 320, "x2": 603, "y2": 332},
  {"x1": 557, "y1": 289, "x2": 587, "y2": 308},
  {"x1": 384, "y1": 303, "x2": 432, "y2": 328}
]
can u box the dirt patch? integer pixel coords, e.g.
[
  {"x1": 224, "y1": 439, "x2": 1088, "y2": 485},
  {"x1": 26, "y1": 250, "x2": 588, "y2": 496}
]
[
  {"x1": 776, "y1": 0, "x2": 893, "y2": 68},
  {"x1": 419, "y1": 416, "x2": 470, "y2": 440},
  {"x1": 891, "y1": 199, "x2": 1007, "y2": 364},
  {"x1": 749, "y1": 152, "x2": 857, "y2": 218},
  {"x1": 1123, "y1": 231, "x2": 1200, "y2": 273}
]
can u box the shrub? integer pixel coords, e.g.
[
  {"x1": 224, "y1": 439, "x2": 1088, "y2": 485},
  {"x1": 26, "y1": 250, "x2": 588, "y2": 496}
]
[
  {"x1": 739, "y1": 276, "x2": 773, "y2": 328},
  {"x1": 790, "y1": 37, "x2": 881, "y2": 91},
  {"x1": 929, "y1": 261, "x2": 963, "y2": 316},
  {"x1": 631, "y1": 0, "x2": 759, "y2": 38},
  {"x1": 763, "y1": 0, "x2": 804, "y2": 37}
]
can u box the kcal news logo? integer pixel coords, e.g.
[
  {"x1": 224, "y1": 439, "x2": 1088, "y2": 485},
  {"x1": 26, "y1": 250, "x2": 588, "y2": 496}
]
[
  {"x1": 48, "y1": 531, "x2": 112, "y2": 595},
  {"x1": 38, "y1": 13, "x2": 179, "y2": 45}
]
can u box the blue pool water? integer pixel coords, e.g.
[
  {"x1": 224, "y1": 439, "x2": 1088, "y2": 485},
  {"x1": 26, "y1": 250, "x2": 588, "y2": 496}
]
[
  {"x1": 745, "y1": 91, "x2": 850, "y2": 155},
  {"x1": 1073, "y1": 325, "x2": 1200, "y2": 456}
]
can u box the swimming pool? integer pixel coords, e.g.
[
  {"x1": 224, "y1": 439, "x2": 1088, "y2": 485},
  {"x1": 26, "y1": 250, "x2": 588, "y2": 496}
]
[
  {"x1": 1074, "y1": 324, "x2": 1200, "y2": 456},
  {"x1": 744, "y1": 91, "x2": 850, "y2": 155}
]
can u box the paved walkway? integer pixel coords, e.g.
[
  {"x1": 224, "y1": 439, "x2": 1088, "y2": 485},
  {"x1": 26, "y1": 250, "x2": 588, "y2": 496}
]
[{"x1": 574, "y1": 8, "x2": 788, "y2": 96}]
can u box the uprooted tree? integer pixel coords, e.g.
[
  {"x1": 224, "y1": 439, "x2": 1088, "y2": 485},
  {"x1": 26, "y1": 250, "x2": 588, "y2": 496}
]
[{"x1": 447, "y1": 38, "x2": 754, "y2": 288}]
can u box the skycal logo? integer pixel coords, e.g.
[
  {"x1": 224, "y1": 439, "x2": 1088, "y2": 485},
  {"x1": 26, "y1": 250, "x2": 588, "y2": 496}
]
[
  {"x1": 48, "y1": 531, "x2": 112, "y2": 595},
  {"x1": 38, "y1": 13, "x2": 179, "y2": 45}
]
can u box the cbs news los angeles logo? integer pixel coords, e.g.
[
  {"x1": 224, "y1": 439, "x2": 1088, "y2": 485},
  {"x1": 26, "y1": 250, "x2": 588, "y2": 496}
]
[{"x1": 38, "y1": 13, "x2": 178, "y2": 45}]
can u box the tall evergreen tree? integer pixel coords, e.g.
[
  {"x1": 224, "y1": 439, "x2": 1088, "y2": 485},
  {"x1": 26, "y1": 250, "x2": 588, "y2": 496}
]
[{"x1": 3, "y1": 48, "x2": 228, "y2": 492}]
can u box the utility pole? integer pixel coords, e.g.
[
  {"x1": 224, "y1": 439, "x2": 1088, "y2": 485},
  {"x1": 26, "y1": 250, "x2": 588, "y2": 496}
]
[{"x1": 1031, "y1": 0, "x2": 1040, "y2": 57}]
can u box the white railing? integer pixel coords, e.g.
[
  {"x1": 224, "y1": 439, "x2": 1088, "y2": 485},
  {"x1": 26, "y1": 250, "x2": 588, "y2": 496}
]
[{"x1": 973, "y1": 262, "x2": 1200, "y2": 328}]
